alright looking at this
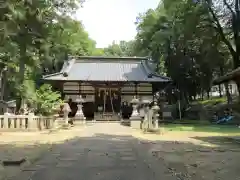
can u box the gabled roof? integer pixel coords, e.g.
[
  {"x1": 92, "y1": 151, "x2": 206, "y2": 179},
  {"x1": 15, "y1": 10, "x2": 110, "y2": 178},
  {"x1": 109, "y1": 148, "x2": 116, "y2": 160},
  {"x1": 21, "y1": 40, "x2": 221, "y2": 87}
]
[{"x1": 43, "y1": 56, "x2": 171, "y2": 83}]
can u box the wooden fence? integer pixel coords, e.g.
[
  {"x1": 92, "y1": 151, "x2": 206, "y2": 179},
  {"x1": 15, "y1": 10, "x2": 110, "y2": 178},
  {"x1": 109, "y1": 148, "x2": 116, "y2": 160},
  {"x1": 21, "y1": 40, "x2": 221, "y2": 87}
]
[{"x1": 0, "y1": 113, "x2": 55, "y2": 131}]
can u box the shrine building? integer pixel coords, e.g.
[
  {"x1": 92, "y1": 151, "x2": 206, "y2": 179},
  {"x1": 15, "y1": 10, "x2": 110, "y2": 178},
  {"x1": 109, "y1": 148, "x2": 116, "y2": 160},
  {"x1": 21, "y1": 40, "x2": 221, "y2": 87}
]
[{"x1": 43, "y1": 56, "x2": 171, "y2": 120}]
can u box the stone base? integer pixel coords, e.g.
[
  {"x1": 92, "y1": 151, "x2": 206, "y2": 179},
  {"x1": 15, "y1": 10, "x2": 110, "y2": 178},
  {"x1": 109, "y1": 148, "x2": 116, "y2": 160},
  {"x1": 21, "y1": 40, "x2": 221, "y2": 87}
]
[
  {"x1": 120, "y1": 119, "x2": 131, "y2": 126},
  {"x1": 75, "y1": 115, "x2": 86, "y2": 120},
  {"x1": 144, "y1": 128, "x2": 160, "y2": 134},
  {"x1": 130, "y1": 120, "x2": 142, "y2": 129},
  {"x1": 130, "y1": 115, "x2": 141, "y2": 120},
  {"x1": 74, "y1": 119, "x2": 86, "y2": 125},
  {"x1": 54, "y1": 118, "x2": 68, "y2": 129}
]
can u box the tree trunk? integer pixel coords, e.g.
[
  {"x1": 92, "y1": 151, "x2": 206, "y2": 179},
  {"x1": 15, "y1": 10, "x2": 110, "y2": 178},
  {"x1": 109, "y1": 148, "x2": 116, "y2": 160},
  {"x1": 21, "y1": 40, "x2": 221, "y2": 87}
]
[
  {"x1": 235, "y1": 80, "x2": 240, "y2": 102},
  {"x1": 16, "y1": 44, "x2": 26, "y2": 113},
  {"x1": 233, "y1": 54, "x2": 240, "y2": 102},
  {"x1": 218, "y1": 84, "x2": 222, "y2": 97},
  {"x1": 201, "y1": 90, "x2": 204, "y2": 100},
  {"x1": 224, "y1": 82, "x2": 232, "y2": 104},
  {"x1": 1, "y1": 72, "x2": 6, "y2": 100},
  {"x1": 207, "y1": 91, "x2": 210, "y2": 99}
]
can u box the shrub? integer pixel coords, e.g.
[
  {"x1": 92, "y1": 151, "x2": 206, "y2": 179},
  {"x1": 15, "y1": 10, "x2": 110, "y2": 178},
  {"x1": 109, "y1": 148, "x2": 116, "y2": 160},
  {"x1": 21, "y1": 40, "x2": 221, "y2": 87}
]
[{"x1": 28, "y1": 84, "x2": 63, "y2": 115}]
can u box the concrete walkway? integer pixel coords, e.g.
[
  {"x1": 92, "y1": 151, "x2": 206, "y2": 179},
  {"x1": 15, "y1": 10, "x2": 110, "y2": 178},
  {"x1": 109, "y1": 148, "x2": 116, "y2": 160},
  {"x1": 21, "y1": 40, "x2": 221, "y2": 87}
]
[{"x1": 12, "y1": 123, "x2": 176, "y2": 180}]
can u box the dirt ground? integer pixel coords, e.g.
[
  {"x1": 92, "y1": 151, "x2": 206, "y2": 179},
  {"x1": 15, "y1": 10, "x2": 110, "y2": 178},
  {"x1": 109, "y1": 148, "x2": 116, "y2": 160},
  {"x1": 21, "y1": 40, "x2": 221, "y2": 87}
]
[
  {"x1": 0, "y1": 126, "x2": 86, "y2": 180},
  {"x1": 1, "y1": 125, "x2": 240, "y2": 180},
  {"x1": 133, "y1": 129, "x2": 240, "y2": 180}
]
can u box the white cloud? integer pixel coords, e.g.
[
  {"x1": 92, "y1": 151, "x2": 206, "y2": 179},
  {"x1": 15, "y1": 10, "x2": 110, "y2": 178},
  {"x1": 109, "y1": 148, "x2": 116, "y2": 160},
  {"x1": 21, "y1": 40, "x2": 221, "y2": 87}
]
[{"x1": 76, "y1": 0, "x2": 160, "y2": 48}]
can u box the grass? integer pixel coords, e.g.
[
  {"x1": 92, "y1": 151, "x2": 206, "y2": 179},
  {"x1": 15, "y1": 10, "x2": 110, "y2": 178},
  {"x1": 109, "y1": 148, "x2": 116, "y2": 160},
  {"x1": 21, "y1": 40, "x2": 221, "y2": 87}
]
[
  {"x1": 197, "y1": 97, "x2": 227, "y2": 106},
  {"x1": 171, "y1": 119, "x2": 211, "y2": 125},
  {"x1": 161, "y1": 124, "x2": 240, "y2": 134}
]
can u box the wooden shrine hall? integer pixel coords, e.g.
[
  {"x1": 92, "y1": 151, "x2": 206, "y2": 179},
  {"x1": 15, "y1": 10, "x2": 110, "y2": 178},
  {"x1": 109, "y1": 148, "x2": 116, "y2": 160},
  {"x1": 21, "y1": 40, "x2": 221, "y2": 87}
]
[{"x1": 43, "y1": 56, "x2": 171, "y2": 120}]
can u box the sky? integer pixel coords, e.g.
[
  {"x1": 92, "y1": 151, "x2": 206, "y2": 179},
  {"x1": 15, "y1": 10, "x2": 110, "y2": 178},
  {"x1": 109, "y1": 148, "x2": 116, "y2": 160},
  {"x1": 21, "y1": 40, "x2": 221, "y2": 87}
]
[{"x1": 76, "y1": 0, "x2": 160, "y2": 48}]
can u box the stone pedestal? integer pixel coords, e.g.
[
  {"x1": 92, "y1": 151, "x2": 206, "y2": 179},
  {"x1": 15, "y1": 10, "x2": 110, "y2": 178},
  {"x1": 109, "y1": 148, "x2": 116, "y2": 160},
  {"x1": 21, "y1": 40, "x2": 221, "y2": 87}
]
[
  {"x1": 154, "y1": 115, "x2": 159, "y2": 129},
  {"x1": 54, "y1": 118, "x2": 70, "y2": 129},
  {"x1": 130, "y1": 119, "x2": 142, "y2": 129},
  {"x1": 27, "y1": 114, "x2": 39, "y2": 131}
]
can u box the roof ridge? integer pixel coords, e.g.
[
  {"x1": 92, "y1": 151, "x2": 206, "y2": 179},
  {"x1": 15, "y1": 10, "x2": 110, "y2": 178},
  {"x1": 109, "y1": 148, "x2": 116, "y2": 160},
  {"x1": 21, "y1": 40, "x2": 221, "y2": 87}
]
[
  {"x1": 70, "y1": 56, "x2": 149, "y2": 61},
  {"x1": 62, "y1": 59, "x2": 76, "y2": 77},
  {"x1": 43, "y1": 72, "x2": 63, "y2": 78},
  {"x1": 142, "y1": 60, "x2": 171, "y2": 80}
]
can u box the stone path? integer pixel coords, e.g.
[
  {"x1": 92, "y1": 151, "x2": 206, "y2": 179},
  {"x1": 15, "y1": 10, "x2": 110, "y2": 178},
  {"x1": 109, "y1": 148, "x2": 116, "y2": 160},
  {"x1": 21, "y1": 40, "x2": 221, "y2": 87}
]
[{"x1": 11, "y1": 123, "x2": 176, "y2": 180}]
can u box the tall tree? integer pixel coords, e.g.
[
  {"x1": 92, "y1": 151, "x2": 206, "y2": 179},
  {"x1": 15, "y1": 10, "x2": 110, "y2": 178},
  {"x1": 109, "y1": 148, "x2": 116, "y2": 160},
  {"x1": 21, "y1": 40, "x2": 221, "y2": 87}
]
[
  {"x1": 133, "y1": 0, "x2": 233, "y2": 102},
  {"x1": 0, "y1": 0, "x2": 96, "y2": 110},
  {"x1": 203, "y1": 0, "x2": 240, "y2": 95}
]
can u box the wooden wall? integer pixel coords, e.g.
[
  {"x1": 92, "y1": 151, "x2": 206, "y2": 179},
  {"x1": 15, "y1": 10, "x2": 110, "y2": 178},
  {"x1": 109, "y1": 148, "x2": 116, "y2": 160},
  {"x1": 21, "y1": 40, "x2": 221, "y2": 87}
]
[{"x1": 63, "y1": 82, "x2": 153, "y2": 102}]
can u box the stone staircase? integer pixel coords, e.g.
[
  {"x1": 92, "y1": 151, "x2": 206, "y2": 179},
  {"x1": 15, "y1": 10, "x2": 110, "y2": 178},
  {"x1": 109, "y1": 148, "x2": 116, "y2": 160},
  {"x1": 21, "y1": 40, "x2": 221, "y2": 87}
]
[{"x1": 94, "y1": 112, "x2": 120, "y2": 121}]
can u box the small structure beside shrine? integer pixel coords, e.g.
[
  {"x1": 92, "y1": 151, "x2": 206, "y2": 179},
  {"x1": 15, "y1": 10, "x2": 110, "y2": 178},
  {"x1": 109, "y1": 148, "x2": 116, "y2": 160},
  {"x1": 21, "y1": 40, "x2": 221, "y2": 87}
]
[
  {"x1": 213, "y1": 67, "x2": 240, "y2": 85},
  {"x1": 43, "y1": 56, "x2": 171, "y2": 120},
  {"x1": 212, "y1": 68, "x2": 239, "y2": 96}
]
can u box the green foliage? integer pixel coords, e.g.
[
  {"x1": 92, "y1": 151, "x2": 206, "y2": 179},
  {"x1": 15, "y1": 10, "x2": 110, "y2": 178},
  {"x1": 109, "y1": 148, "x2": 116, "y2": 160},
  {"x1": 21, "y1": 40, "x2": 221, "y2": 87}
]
[
  {"x1": 198, "y1": 97, "x2": 227, "y2": 106},
  {"x1": 131, "y1": 0, "x2": 240, "y2": 102},
  {"x1": 161, "y1": 124, "x2": 240, "y2": 134},
  {"x1": 102, "y1": 41, "x2": 137, "y2": 57},
  {"x1": 28, "y1": 84, "x2": 62, "y2": 116},
  {"x1": 0, "y1": 0, "x2": 96, "y2": 110}
]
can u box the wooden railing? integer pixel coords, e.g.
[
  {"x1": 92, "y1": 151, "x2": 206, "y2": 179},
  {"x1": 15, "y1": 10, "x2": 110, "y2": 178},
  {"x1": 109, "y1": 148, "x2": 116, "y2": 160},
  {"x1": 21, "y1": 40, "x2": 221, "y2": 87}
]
[{"x1": 0, "y1": 113, "x2": 54, "y2": 131}]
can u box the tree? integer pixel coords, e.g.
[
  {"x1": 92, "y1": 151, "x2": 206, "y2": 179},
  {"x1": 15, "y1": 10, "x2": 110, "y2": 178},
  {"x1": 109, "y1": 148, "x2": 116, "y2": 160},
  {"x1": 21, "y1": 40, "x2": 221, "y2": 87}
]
[
  {"x1": 203, "y1": 0, "x2": 240, "y2": 95},
  {"x1": 133, "y1": 0, "x2": 233, "y2": 102},
  {"x1": 0, "y1": 0, "x2": 96, "y2": 112},
  {"x1": 103, "y1": 41, "x2": 136, "y2": 57}
]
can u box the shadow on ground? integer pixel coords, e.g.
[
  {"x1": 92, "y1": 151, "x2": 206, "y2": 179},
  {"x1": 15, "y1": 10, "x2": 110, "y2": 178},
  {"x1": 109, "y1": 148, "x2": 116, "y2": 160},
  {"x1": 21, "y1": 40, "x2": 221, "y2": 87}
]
[
  {"x1": 192, "y1": 135, "x2": 240, "y2": 148},
  {"x1": 0, "y1": 126, "x2": 240, "y2": 180}
]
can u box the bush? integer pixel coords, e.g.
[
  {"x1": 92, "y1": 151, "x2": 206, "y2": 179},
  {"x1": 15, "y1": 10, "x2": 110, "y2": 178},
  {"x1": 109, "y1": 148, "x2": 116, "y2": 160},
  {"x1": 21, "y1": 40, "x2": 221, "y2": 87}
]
[{"x1": 28, "y1": 84, "x2": 63, "y2": 115}]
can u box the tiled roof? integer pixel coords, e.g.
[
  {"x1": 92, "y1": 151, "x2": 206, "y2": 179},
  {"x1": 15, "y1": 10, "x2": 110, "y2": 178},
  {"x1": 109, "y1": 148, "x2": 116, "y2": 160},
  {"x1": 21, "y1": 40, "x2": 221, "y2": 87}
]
[{"x1": 43, "y1": 56, "x2": 171, "y2": 82}]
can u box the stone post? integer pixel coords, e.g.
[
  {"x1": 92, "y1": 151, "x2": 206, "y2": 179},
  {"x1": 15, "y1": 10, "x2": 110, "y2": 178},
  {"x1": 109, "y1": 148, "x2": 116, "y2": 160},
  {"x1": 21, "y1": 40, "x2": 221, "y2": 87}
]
[
  {"x1": 3, "y1": 112, "x2": 9, "y2": 129},
  {"x1": 152, "y1": 101, "x2": 160, "y2": 129},
  {"x1": 63, "y1": 102, "x2": 71, "y2": 125},
  {"x1": 147, "y1": 108, "x2": 154, "y2": 129},
  {"x1": 141, "y1": 99, "x2": 151, "y2": 131},
  {"x1": 27, "y1": 113, "x2": 38, "y2": 130}
]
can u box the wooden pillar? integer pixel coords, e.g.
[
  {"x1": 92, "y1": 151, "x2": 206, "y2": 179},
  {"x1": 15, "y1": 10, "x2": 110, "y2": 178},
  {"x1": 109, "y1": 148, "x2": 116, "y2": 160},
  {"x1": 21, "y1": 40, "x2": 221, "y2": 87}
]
[
  {"x1": 134, "y1": 83, "x2": 138, "y2": 98},
  {"x1": 60, "y1": 81, "x2": 65, "y2": 100},
  {"x1": 151, "y1": 83, "x2": 154, "y2": 101},
  {"x1": 78, "y1": 82, "x2": 81, "y2": 95}
]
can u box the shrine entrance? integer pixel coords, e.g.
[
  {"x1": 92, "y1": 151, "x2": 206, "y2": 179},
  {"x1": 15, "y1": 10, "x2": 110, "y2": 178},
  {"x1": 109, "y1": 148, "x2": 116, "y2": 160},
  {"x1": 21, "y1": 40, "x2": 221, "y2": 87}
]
[{"x1": 95, "y1": 87, "x2": 121, "y2": 113}]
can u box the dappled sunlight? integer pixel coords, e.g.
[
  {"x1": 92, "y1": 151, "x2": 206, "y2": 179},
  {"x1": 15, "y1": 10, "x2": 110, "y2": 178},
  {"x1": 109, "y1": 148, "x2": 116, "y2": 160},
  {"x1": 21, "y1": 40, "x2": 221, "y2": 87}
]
[
  {"x1": 134, "y1": 131, "x2": 240, "y2": 180},
  {"x1": 1, "y1": 123, "x2": 240, "y2": 180},
  {"x1": 132, "y1": 130, "x2": 227, "y2": 147}
]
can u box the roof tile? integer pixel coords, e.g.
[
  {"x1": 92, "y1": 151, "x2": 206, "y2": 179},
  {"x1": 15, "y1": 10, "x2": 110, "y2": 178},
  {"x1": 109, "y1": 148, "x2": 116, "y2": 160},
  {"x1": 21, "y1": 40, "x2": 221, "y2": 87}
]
[{"x1": 44, "y1": 57, "x2": 171, "y2": 82}]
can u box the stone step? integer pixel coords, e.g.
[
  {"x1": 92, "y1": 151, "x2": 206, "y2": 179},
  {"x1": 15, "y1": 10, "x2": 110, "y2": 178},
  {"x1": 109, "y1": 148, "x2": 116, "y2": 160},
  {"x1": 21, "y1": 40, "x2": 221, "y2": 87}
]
[{"x1": 94, "y1": 113, "x2": 120, "y2": 121}]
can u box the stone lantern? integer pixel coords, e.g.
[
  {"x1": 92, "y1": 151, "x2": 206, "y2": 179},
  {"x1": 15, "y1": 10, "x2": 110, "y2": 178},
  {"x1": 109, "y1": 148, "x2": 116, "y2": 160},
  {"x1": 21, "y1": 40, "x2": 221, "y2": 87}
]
[
  {"x1": 151, "y1": 101, "x2": 160, "y2": 129},
  {"x1": 130, "y1": 96, "x2": 140, "y2": 119},
  {"x1": 75, "y1": 95, "x2": 86, "y2": 123},
  {"x1": 130, "y1": 96, "x2": 141, "y2": 129}
]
